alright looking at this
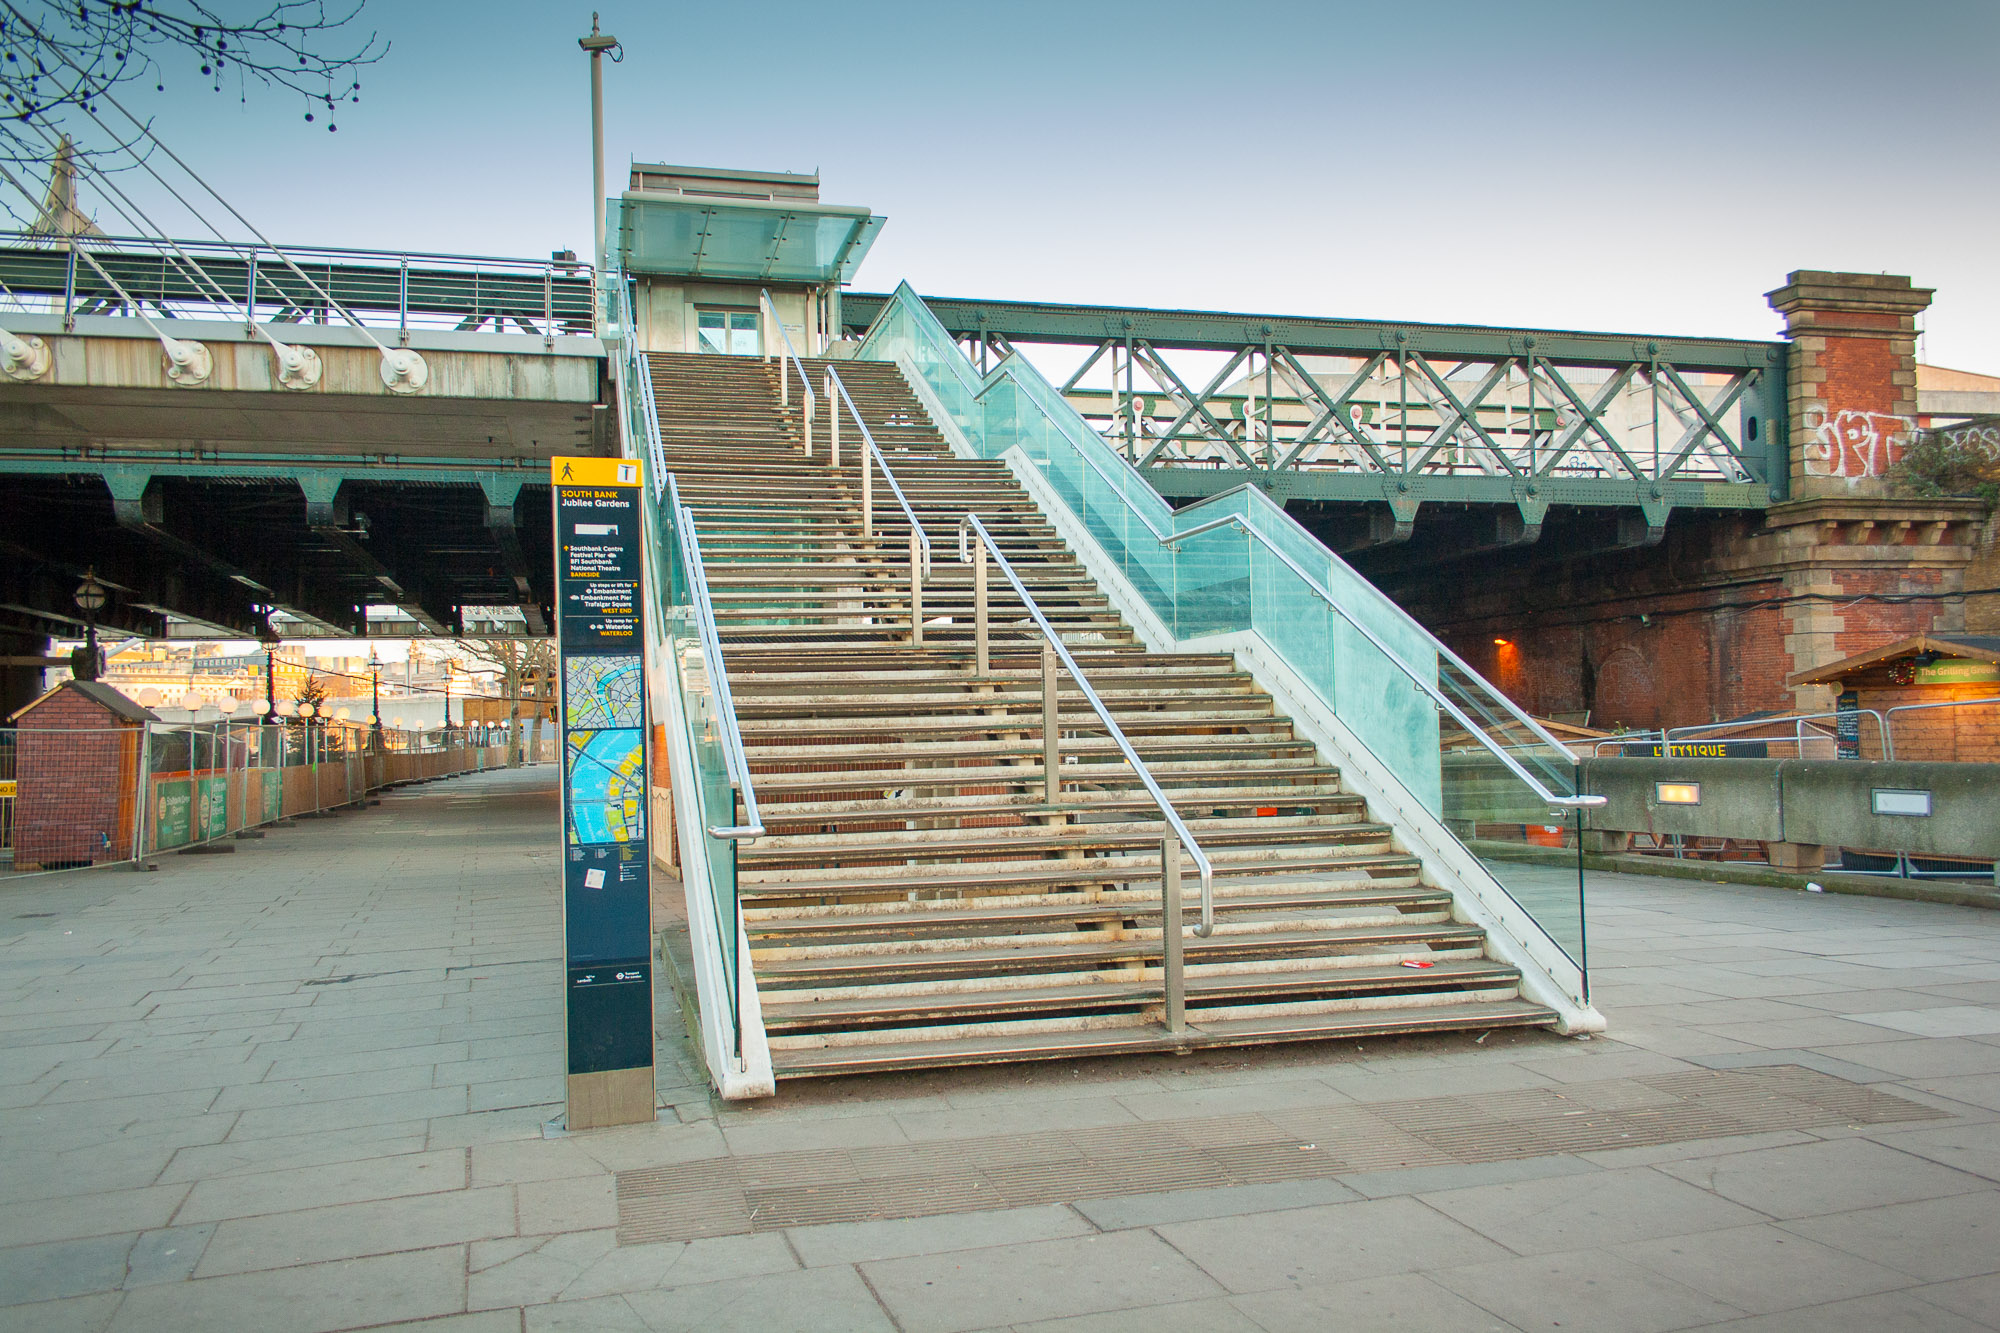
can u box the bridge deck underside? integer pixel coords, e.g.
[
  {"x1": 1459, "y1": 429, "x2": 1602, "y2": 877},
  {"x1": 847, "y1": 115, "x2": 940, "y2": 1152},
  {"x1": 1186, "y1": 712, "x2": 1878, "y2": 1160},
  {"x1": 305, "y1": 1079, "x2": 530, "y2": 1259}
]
[{"x1": 0, "y1": 473, "x2": 556, "y2": 641}]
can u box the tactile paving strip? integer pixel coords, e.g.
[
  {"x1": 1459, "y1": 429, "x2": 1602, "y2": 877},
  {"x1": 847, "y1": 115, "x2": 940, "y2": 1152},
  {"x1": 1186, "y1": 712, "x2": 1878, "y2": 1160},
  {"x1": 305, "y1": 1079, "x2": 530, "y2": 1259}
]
[{"x1": 614, "y1": 1065, "x2": 1946, "y2": 1245}]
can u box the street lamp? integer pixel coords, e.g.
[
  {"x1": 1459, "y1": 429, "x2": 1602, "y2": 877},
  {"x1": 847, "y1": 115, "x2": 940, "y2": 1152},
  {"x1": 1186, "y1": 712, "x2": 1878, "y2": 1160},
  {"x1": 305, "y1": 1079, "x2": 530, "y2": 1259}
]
[
  {"x1": 71, "y1": 568, "x2": 106, "y2": 681},
  {"x1": 578, "y1": 14, "x2": 621, "y2": 273},
  {"x1": 368, "y1": 647, "x2": 384, "y2": 748}
]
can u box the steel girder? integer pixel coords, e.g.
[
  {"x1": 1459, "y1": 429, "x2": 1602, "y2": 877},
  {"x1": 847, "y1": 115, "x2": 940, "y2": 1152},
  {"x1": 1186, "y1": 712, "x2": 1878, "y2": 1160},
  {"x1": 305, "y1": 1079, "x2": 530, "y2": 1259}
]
[{"x1": 843, "y1": 293, "x2": 1790, "y2": 543}]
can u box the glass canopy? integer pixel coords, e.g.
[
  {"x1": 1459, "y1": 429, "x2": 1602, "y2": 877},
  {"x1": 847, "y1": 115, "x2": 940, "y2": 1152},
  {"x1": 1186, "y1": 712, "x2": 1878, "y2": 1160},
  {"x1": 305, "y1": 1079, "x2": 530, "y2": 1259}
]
[{"x1": 614, "y1": 193, "x2": 885, "y2": 284}]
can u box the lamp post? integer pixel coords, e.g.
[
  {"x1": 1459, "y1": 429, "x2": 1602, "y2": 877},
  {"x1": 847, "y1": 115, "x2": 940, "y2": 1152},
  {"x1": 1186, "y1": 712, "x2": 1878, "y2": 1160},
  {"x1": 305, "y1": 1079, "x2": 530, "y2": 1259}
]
[
  {"x1": 368, "y1": 648, "x2": 383, "y2": 749},
  {"x1": 71, "y1": 568, "x2": 106, "y2": 681},
  {"x1": 578, "y1": 14, "x2": 621, "y2": 273}
]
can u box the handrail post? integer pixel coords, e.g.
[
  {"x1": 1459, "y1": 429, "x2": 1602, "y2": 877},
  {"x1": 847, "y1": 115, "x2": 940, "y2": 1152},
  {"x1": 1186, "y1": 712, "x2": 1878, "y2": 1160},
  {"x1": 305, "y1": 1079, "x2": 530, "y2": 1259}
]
[
  {"x1": 974, "y1": 541, "x2": 989, "y2": 677},
  {"x1": 1042, "y1": 644, "x2": 1059, "y2": 803},
  {"x1": 910, "y1": 528, "x2": 924, "y2": 647},
  {"x1": 832, "y1": 380, "x2": 843, "y2": 471},
  {"x1": 861, "y1": 442, "x2": 872, "y2": 541},
  {"x1": 1162, "y1": 835, "x2": 1185, "y2": 1035},
  {"x1": 397, "y1": 257, "x2": 409, "y2": 347}
]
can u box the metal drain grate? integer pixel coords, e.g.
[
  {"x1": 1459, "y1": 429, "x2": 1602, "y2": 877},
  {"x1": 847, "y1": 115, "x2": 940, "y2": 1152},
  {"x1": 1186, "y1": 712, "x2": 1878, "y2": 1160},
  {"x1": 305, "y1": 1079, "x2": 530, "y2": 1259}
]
[{"x1": 615, "y1": 1064, "x2": 1947, "y2": 1245}]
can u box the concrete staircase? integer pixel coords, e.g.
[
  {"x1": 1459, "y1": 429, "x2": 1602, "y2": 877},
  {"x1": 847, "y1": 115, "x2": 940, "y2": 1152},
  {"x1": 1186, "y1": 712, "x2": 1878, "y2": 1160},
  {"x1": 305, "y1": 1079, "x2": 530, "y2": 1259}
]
[{"x1": 649, "y1": 350, "x2": 1555, "y2": 1078}]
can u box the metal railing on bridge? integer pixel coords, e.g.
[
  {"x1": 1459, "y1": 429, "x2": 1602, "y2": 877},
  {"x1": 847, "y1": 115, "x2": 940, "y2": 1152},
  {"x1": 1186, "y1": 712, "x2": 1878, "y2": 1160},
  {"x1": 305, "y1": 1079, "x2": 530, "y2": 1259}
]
[
  {"x1": 842, "y1": 290, "x2": 1790, "y2": 535},
  {"x1": 0, "y1": 234, "x2": 597, "y2": 342}
]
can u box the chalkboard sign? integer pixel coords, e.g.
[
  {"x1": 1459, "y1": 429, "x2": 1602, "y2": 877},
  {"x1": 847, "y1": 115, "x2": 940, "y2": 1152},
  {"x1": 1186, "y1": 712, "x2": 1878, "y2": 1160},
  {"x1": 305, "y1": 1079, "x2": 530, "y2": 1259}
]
[{"x1": 1836, "y1": 689, "x2": 1861, "y2": 760}]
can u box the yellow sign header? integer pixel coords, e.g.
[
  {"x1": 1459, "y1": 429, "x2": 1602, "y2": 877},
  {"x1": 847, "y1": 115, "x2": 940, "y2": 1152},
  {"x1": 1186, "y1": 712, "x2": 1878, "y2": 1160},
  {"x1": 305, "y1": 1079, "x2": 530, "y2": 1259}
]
[{"x1": 551, "y1": 457, "x2": 642, "y2": 488}]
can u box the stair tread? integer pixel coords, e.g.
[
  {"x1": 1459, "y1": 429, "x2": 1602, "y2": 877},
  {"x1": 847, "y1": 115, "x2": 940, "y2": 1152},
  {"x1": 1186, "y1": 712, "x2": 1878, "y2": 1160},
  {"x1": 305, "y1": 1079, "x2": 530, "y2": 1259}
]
[
  {"x1": 760, "y1": 960, "x2": 1524, "y2": 1024},
  {"x1": 769, "y1": 1000, "x2": 1557, "y2": 1074}
]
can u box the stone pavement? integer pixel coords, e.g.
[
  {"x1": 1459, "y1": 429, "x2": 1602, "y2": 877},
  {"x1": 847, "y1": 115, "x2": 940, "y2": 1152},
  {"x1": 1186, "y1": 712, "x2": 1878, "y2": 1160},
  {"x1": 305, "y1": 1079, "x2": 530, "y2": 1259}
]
[{"x1": 3, "y1": 764, "x2": 2000, "y2": 1332}]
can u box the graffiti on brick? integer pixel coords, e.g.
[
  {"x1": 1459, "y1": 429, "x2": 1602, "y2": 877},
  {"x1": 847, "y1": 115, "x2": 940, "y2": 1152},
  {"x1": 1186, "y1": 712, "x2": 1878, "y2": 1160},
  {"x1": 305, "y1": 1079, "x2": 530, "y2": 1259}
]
[
  {"x1": 1802, "y1": 406, "x2": 1914, "y2": 480},
  {"x1": 1933, "y1": 420, "x2": 2000, "y2": 460}
]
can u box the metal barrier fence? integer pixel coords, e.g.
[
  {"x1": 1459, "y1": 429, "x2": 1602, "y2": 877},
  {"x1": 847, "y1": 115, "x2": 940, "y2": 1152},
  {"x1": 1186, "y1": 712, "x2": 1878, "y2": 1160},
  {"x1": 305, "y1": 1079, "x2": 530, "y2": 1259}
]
[
  {"x1": 0, "y1": 235, "x2": 598, "y2": 341},
  {"x1": 0, "y1": 720, "x2": 528, "y2": 876}
]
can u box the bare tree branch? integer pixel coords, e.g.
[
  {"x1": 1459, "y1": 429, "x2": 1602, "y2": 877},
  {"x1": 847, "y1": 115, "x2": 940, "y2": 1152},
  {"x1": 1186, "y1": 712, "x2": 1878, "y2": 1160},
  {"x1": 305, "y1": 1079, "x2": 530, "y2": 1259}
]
[{"x1": 0, "y1": 1, "x2": 385, "y2": 181}]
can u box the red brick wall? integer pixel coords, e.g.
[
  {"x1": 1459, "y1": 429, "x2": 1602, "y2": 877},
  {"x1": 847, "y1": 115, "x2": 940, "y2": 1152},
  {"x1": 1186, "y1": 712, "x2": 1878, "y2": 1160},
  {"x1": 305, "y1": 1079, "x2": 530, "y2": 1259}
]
[
  {"x1": 1449, "y1": 566, "x2": 1797, "y2": 733},
  {"x1": 1819, "y1": 322, "x2": 1903, "y2": 419},
  {"x1": 12, "y1": 689, "x2": 140, "y2": 867}
]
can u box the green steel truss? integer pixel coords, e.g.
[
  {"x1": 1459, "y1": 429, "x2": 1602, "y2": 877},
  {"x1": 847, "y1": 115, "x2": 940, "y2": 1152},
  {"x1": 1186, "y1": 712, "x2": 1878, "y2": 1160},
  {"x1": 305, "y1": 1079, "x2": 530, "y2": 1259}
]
[{"x1": 844, "y1": 293, "x2": 1789, "y2": 540}]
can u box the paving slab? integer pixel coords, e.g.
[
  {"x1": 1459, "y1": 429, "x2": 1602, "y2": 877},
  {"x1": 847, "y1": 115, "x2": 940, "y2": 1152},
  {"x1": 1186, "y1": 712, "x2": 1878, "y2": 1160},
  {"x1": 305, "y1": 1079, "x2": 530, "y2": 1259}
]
[
  {"x1": 1654, "y1": 1136, "x2": 1991, "y2": 1218},
  {"x1": 787, "y1": 1203, "x2": 1090, "y2": 1267},
  {"x1": 862, "y1": 1230, "x2": 1221, "y2": 1333},
  {"x1": 1157, "y1": 1194, "x2": 1511, "y2": 1294},
  {"x1": 8, "y1": 767, "x2": 2000, "y2": 1332},
  {"x1": 1227, "y1": 1272, "x2": 1522, "y2": 1333},
  {"x1": 1415, "y1": 1166, "x2": 1767, "y2": 1255}
]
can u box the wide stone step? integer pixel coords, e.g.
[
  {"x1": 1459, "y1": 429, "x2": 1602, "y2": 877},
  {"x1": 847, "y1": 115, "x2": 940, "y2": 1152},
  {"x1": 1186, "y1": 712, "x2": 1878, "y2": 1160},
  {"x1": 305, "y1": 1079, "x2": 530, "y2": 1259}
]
[
  {"x1": 739, "y1": 847, "x2": 1423, "y2": 899},
  {"x1": 746, "y1": 759, "x2": 1341, "y2": 796},
  {"x1": 758, "y1": 785, "x2": 1360, "y2": 827},
  {"x1": 759, "y1": 960, "x2": 1524, "y2": 1034},
  {"x1": 766, "y1": 1000, "x2": 1555, "y2": 1076},
  {"x1": 737, "y1": 817, "x2": 1393, "y2": 867},
  {"x1": 746, "y1": 882, "x2": 1448, "y2": 941},
  {"x1": 740, "y1": 734, "x2": 1323, "y2": 767},
  {"x1": 752, "y1": 921, "x2": 1490, "y2": 987}
]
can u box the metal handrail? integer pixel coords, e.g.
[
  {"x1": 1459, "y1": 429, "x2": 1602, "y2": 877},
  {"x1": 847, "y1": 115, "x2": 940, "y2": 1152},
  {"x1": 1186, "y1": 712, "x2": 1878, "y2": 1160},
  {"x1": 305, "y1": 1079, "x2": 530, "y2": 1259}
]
[
  {"x1": 665, "y1": 474, "x2": 763, "y2": 840},
  {"x1": 1884, "y1": 696, "x2": 2000, "y2": 761},
  {"x1": 0, "y1": 230, "x2": 593, "y2": 337},
  {"x1": 995, "y1": 366, "x2": 1594, "y2": 807},
  {"x1": 958, "y1": 512, "x2": 1216, "y2": 939},
  {"x1": 827, "y1": 365, "x2": 933, "y2": 580},
  {"x1": 1600, "y1": 706, "x2": 1893, "y2": 759},
  {"x1": 759, "y1": 288, "x2": 816, "y2": 426},
  {"x1": 632, "y1": 305, "x2": 667, "y2": 486}
]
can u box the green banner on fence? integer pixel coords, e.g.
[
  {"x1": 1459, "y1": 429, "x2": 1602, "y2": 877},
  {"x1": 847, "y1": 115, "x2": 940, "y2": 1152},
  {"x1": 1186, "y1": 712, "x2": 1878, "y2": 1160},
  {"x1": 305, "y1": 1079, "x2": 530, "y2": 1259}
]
[
  {"x1": 155, "y1": 780, "x2": 192, "y2": 849},
  {"x1": 197, "y1": 775, "x2": 228, "y2": 840},
  {"x1": 262, "y1": 768, "x2": 283, "y2": 824}
]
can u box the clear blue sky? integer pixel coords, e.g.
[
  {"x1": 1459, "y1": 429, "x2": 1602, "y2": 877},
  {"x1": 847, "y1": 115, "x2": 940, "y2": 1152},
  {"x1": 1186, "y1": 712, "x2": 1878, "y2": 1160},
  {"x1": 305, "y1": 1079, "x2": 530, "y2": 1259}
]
[{"x1": 66, "y1": 0, "x2": 2000, "y2": 370}]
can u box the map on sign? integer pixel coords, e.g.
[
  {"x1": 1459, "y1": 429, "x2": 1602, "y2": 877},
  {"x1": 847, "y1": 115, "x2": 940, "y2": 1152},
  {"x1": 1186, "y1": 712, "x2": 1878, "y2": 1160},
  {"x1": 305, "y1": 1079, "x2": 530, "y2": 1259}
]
[
  {"x1": 564, "y1": 656, "x2": 643, "y2": 732},
  {"x1": 566, "y1": 728, "x2": 645, "y2": 846}
]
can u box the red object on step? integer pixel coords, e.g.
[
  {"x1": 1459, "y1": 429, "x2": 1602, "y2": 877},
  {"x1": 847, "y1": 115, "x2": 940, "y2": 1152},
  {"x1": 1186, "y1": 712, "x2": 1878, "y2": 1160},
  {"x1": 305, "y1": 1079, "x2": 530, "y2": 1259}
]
[
  {"x1": 1401, "y1": 960, "x2": 1435, "y2": 969},
  {"x1": 1255, "y1": 806, "x2": 1278, "y2": 817}
]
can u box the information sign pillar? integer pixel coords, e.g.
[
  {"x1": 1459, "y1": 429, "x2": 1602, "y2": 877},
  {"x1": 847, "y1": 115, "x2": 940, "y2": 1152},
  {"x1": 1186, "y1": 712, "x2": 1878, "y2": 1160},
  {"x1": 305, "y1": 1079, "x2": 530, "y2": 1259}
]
[{"x1": 551, "y1": 456, "x2": 656, "y2": 1128}]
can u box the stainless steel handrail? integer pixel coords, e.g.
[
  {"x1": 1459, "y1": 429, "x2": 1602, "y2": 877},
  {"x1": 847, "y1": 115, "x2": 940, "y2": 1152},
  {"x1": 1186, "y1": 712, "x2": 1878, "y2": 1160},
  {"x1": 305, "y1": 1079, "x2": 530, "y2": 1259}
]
[
  {"x1": 759, "y1": 288, "x2": 816, "y2": 439},
  {"x1": 958, "y1": 512, "x2": 1217, "y2": 941},
  {"x1": 664, "y1": 474, "x2": 763, "y2": 840},
  {"x1": 633, "y1": 333, "x2": 666, "y2": 488},
  {"x1": 1883, "y1": 696, "x2": 2000, "y2": 760},
  {"x1": 827, "y1": 365, "x2": 933, "y2": 578},
  {"x1": 996, "y1": 367, "x2": 1594, "y2": 807},
  {"x1": 1625, "y1": 707, "x2": 1893, "y2": 759}
]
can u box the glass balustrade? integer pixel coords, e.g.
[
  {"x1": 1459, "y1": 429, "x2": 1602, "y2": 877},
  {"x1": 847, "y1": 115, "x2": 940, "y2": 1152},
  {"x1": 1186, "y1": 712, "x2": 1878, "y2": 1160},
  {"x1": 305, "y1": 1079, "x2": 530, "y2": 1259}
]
[{"x1": 859, "y1": 283, "x2": 1590, "y2": 997}]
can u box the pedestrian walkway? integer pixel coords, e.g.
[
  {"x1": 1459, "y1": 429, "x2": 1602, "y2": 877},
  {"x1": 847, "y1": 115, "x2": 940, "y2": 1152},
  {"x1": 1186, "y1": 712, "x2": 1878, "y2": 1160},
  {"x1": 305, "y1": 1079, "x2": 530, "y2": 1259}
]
[{"x1": 3, "y1": 766, "x2": 1999, "y2": 1331}]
